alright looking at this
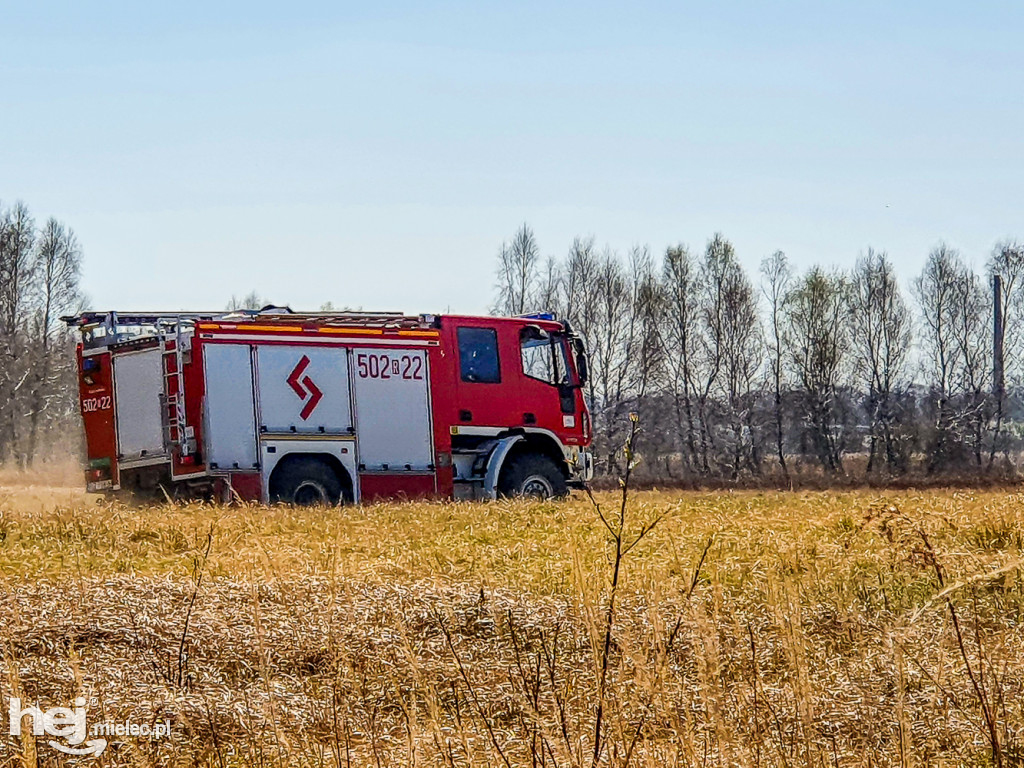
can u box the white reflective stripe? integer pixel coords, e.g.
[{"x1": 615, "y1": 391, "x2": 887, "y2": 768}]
[
  {"x1": 451, "y1": 425, "x2": 505, "y2": 437},
  {"x1": 170, "y1": 469, "x2": 209, "y2": 480},
  {"x1": 118, "y1": 456, "x2": 170, "y2": 469}
]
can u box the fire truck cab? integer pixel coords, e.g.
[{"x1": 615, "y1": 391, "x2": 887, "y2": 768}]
[{"x1": 63, "y1": 309, "x2": 594, "y2": 504}]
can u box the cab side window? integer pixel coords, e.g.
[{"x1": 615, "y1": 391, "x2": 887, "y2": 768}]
[
  {"x1": 458, "y1": 327, "x2": 501, "y2": 383},
  {"x1": 521, "y1": 328, "x2": 570, "y2": 386}
]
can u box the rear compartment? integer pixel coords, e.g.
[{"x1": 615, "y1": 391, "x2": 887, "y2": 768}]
[{"x1": 77, "y1": 341, "x2": 171, "y2": 492}]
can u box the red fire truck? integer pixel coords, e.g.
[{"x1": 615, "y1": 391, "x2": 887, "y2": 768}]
[{"x1": 62, "y1": 309, "x2": 594, "y2": 504}]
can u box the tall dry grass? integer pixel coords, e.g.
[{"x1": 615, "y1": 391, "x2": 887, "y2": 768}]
[{"x1": 0, "y1": 475, "x2": 1022, "y2": 766}]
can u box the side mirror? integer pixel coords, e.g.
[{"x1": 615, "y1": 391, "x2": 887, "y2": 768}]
[{"x1": 573, "y1": 339, "x2": 589, "y2": 386}]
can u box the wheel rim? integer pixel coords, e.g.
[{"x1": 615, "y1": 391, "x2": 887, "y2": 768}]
[
  {"x1": 293, "y1": 480, "x2": 329, "y2": 506},
  {"x1": 520, "y1": 474, "x2": 554, "y2": 499}
]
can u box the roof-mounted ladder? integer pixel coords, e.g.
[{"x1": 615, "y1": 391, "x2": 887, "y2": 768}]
[{"x1": 159, "y1": 319, "x2": 192, "y2": 459}]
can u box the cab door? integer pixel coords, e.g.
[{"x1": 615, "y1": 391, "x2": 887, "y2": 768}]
[
  {"x1": 517, "y1": 327, "x2": 580, "y2": 435},
  {"x1": 448, "y1": 320, "x2": 522, "y2": 429}
]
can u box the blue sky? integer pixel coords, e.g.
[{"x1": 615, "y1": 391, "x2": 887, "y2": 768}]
[{"x1": 2, "y1": 1, "x2": 1022, "y2": 314}]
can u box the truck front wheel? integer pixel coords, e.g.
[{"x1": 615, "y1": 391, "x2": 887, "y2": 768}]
[
  {"x1": 270, "y1": 457, "x2": 344, "y2": 506},
  {"x1": 498, "y1": 453, "x2": 568, "y2": 500}
]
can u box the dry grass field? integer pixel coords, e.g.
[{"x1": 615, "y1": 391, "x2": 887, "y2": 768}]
[{"x1": 0, "y1": 478, "x2": 1022, "y2": 767}]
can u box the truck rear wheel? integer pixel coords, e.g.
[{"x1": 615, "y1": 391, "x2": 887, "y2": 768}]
[
  {"x1": 498, "y1": 453, "x2": 568, "y2": 500},
  {"x1": 270, "y1": 457, "x2": 345, "y2": 506}
]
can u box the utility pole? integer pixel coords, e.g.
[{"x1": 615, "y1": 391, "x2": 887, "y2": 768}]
[{"x1": 993, "y1": 274, "x2": 1005, "y2": 399}]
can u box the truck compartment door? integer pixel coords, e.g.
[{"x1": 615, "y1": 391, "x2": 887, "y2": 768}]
[
  {"x1": 256, "y1": 346, "x2": 352, "y2": 434},
  {"x1": 352, "y1": 348, "x2": 433, "y2": 470},
  {"x1": 203, "y1": 343, "x2": 258, "y2": 470},
  {"x1": 113, "y1": 348, "x2": 166, "y2": 462}
]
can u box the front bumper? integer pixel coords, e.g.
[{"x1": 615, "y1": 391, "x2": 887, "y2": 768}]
[{"x1": 564, "y1": 447, "x2": 594, "y2": 483}]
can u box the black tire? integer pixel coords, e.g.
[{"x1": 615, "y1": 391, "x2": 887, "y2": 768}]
[
  {"x1": 269, "y1": 457, "x2": 345, "y2": 506},
  {"x1": 498, "y1": 453, "x2": 568, "y2": 500}
]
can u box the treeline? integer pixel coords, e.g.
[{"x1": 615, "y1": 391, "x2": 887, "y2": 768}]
[
  {"x1": 0, "y1": 201, "x2": 84, "y2": 468},
  {"x1": 494, "y1": 224, "x2": 1024, "y2": 484}
]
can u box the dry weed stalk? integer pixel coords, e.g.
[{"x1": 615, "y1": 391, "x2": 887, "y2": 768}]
[
  {"x1": 917, "y1": 531, "x2": 1009, "y2": 767},
  {"x1": 585, "y1": 413, "x2": 669, "y2": 767}
]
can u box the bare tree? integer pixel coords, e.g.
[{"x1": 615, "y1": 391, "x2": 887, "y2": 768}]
[
  {"x1": 660, "y1": 244, "x2": 702, "y2": 474},
  {"x1": 26, "y1": 219, "x2": 83, "y2": 463},
  {"x1": 587, "y1": 248, "x2": 651, "y2": 472},
  {"x1": 760, "y1": 251, "x2": 791, "y2": 478},
  {"x1": 0, "y1": 201, "x2": 37, "y2": 463},
  {"x1": 561, "y1": 237, "x2": 602, "y2": 423},
  {"x1": 694, "y1": 235, "x2": 763, "y2": 476},
  {"x1": 0, "y1": 202, "x2": 36, "y2": 335},
  {"x1": 785, "y1": 268, "x2": 851, "y2": 473},
  {"x1": 692, "y1": 236, "x2": 728, "y2": 470},
  {"x1": 914, "y1": 245, "x2": 961, "y2": 471},
  {"x1": 493, "y1": 223, "x2": 541, "y2": 316},
  {"x1": 630, "y1": 249, "x2": 665, "y2": 409},
  {"x1": 950, "y1": 263, "x2": 992, "y2": 468},
  {"x1": 0, "y1": 203, "x2": 85, "y2": 468},
  {"x1": 849, "y1": 250, "x2": 911, "y2": 473},
  {"x1": 536, "y1": 255, "x2": 562, "y2": 316},
  {"x1": 226, "y1": 291, "x2": 268, "y2": 311},
  {"x1": 561, "y1": 237, "x2": 599, "y2": 330},
  {"x1": 704, "y1": 237, "x2": 762, "y2": 476},
  {"x1": 914, "y1": 246, "x2": 992, "y2": 471}
]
